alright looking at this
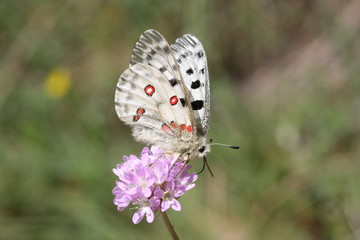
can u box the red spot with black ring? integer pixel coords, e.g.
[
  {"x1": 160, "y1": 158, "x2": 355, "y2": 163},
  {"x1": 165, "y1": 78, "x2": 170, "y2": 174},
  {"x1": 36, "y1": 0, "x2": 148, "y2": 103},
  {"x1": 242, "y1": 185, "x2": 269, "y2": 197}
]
[
  {"x1": 170, "y1": 121, "x2": 177, "y2": 128},
  {"x1": 133, "y1": 115, "x2": 140, "y2": 122},
  {"x1": 136, "y1": 107, "x2": 145, "y2": 115},
  {"x1": 161, "y1": 123, "x2": 170, "y2": 132},
  {"x1": 170, "y1": 96, "x2": 178, "y2": 106},
  {"x1": 186, "y1": 125, "x2": 192, "y2": 133},
  {"x1": 144, "y1": 85, "x2": 155, "y2": 96}
]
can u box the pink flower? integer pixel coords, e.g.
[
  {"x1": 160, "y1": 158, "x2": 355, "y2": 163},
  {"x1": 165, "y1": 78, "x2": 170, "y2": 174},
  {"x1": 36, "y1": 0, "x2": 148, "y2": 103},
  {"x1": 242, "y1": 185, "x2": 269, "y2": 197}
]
[{"x1": 112, "y1": 146, "x2": 198, "y2": 224}]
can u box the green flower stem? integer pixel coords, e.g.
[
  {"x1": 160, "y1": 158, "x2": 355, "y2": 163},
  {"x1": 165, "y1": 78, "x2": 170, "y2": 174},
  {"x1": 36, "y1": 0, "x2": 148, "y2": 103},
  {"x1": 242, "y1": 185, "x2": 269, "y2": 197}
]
[{"x1": 160, "y1": 211, "x2": 179, "y2": 240}]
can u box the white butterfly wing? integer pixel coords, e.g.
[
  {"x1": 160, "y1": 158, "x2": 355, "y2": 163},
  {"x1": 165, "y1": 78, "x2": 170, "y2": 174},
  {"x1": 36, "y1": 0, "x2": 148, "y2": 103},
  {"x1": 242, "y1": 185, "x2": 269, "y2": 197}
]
[
  {"x1": 115, "y1": 30, "x2": 198, "y2": 153},
  {"x1": 171, "y1": 34, "x2": 210, "y2": 136}
]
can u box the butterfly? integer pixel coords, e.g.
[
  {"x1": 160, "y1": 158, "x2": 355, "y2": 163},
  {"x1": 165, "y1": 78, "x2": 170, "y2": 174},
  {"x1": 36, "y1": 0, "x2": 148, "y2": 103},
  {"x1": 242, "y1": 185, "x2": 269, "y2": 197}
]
[{"x1": 115, "y1": 29, "x2": 236, "y2": 162}]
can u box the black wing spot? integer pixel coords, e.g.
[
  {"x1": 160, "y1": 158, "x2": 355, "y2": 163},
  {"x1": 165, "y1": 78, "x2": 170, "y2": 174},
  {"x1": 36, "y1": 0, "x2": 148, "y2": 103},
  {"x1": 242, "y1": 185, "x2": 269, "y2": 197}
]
[
  {"x1": 124, "y1": 104, "x2": 129, "y2": 113},
  {"x1": 126, "y1": 93, "x2": 133, "y2": 101},
  {"x1": 150, "y1": 31, "x2": 162, "y2": 42},
  {"x1": 197, "y1": 51, "x2": 204, "y2": 58},
  {"x1": 163, "y1": 46, "x2": 170, "y2": 54},
  {"x1": 146, "y1": 55, "x2": 152, "y2": 61},
  {"x1": 169, "y1": 78, "x2": 178, "y2": 86},
  {"x1": 177, "y1": 58, "x2": 182, "y2": 64},
  {"x1": 200, "y1": 68, "x2": 205, "y2": 74},
  {"x1": 181, "y1": 54, "x2": 186, "y2": 58},
  {"x1": 180, "y1": 98, "x2": 186, "y2": 107},
  {"x1": 186, "y1": 68, "x2": 194, "y2": 75},
  {"x1": 132, "y1": 72, "x2": 140, "y2": 81},
  {"x1": 159, "y1": 67, "x2": 167, "y2": 73},
  {"x1": 143, "y1": 35, "x2": 153, "y2": 44},
  {"x1": 118, "y1": 81, "x2": 126, "y2": 87},
  {"x1": 150, "y1": 49, "x2": 156, "y2": 55},
  {"x1": 155, "y1": 46, "x2": 161, "y2": 51},
  {"x1": 191, "y1": 100, "x2": 204, "y2": 110},
  {"x1": 191, "y1": 80, "x2": 201, "y2": 89},
  {"x1": 133, "y1": 115, "x2": 140, "y2": 122},
  {"x1": 122, "y1": 72, "x2": 129, "y2": 78}
]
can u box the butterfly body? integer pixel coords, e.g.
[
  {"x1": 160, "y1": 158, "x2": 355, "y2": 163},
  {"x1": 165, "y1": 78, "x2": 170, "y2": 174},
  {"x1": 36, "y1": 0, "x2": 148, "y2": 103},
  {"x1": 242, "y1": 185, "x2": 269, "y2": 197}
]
[
  {"x1": 132, "y1": 127, "x2": 210, "y2": 160},
  {"x1": 115, "y1": 30, "x2": 211, "y2": 161}
]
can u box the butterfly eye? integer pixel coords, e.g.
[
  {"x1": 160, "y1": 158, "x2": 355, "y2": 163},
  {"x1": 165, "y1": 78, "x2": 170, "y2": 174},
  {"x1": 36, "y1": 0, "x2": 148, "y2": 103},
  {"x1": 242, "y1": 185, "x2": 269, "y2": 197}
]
[{"x1": 199, "y1": 146, "x2": 206, "y2": 153}]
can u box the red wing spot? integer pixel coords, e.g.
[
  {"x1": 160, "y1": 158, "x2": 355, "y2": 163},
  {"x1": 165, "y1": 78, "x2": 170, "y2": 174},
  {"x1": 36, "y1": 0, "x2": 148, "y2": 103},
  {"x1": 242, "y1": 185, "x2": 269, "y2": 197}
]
[
  {"x1": 133, "y1": 115, "x2": 140, "y2": 122},
  {"x1": 170, "y1": 121, "x2": 177, "y2": 128},
  {"x1": 170, "y1": 96, "x2": 178, "y2": 106},
  {"x1": 179, "y1": 124, "x2": 186, "y2": 131},
  {"x1": 136, "y1": 107, "x2": 145, "y2": 115},
  {"x1": 161, "y1": 124, "x2": 170, "y2": 132},
  {"x1": 186, "y1": 125, "x2": 192, "y2": 133},
  {"x1": 144, "y1": 85, "x2": 155, "y2": 96}
]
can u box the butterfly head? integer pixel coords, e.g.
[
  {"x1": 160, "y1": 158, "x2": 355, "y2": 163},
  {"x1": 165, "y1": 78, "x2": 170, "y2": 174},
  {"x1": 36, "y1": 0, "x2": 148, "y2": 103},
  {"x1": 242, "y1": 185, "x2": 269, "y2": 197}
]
[
  {"x1": 197, "y1": 143, "x2": 210, "y2": 158},
  {"x1": 182, "y1": 136, "x2": 210, "y2": 161}
]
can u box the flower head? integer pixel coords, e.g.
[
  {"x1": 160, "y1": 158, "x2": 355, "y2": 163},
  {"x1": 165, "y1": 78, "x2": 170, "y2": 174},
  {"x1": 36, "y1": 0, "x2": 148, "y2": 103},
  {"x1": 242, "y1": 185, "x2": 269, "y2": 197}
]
[
  {"x1": 112, "y1": 146, "x2": 198, "y2": 224},
  {"x1": 44, "y1": 66, "x2": 71, "y2": 99}
]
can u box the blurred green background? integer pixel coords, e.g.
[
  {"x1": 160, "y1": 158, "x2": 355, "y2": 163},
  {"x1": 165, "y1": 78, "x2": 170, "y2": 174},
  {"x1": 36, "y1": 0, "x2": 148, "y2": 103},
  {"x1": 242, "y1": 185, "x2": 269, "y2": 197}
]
[{"x1": 1, "y1": 0, "x2": 360, "y2": 239}]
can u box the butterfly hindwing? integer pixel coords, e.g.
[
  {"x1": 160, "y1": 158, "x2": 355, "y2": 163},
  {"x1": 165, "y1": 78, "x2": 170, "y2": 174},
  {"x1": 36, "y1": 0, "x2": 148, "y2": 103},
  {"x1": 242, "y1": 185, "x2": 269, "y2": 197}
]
[
  {"x1": 171, "y1": 34, "x2": 210, "y2": 137},
  {"x1": 115, "y1": 63, "x2": 194, "y2": 150}
]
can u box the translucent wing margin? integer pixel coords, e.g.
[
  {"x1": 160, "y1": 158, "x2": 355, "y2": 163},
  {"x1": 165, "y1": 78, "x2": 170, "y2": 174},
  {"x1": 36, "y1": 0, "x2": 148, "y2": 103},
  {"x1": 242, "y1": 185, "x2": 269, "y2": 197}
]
[{"x1": 171, "y1": 34, "x2": 210, "y2": 136}]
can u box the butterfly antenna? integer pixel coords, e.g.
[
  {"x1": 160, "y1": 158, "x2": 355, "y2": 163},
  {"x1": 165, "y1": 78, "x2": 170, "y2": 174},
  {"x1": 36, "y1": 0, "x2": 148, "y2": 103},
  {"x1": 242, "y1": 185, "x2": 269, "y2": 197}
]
[
  {"x1": 210, "y1": 142, "x2": 239, "y2": 149},
  {"x1": 198, "y1": 156, "x2": 214, "y2": 177}
]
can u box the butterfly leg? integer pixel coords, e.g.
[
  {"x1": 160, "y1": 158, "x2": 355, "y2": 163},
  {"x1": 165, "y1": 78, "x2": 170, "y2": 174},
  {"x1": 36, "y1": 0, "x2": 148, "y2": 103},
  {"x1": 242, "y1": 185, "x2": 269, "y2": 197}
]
[
  {"x1": 197, "y1": 158, "x2": 206, "y2": 174},
  {"x1": 197, "y1": 156, "x2": 214, "y2": 177}
]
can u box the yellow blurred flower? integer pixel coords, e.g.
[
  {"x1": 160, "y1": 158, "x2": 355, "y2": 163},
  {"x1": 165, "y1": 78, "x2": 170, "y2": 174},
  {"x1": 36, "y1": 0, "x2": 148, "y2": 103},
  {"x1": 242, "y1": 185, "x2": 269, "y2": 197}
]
[{"x1": 44, "y1": 66, "x2": 71, "y2": 99}]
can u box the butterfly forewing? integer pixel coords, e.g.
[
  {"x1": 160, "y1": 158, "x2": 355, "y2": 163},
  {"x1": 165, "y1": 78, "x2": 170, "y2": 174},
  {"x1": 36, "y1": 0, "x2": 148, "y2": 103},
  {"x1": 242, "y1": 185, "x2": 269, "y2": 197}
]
[
  {"x1": 130, "y1": 30, "x2": 191, "y2": 110},
  {"x1": 171, "y1": 34, "x2": 210, "y2": 136}
]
